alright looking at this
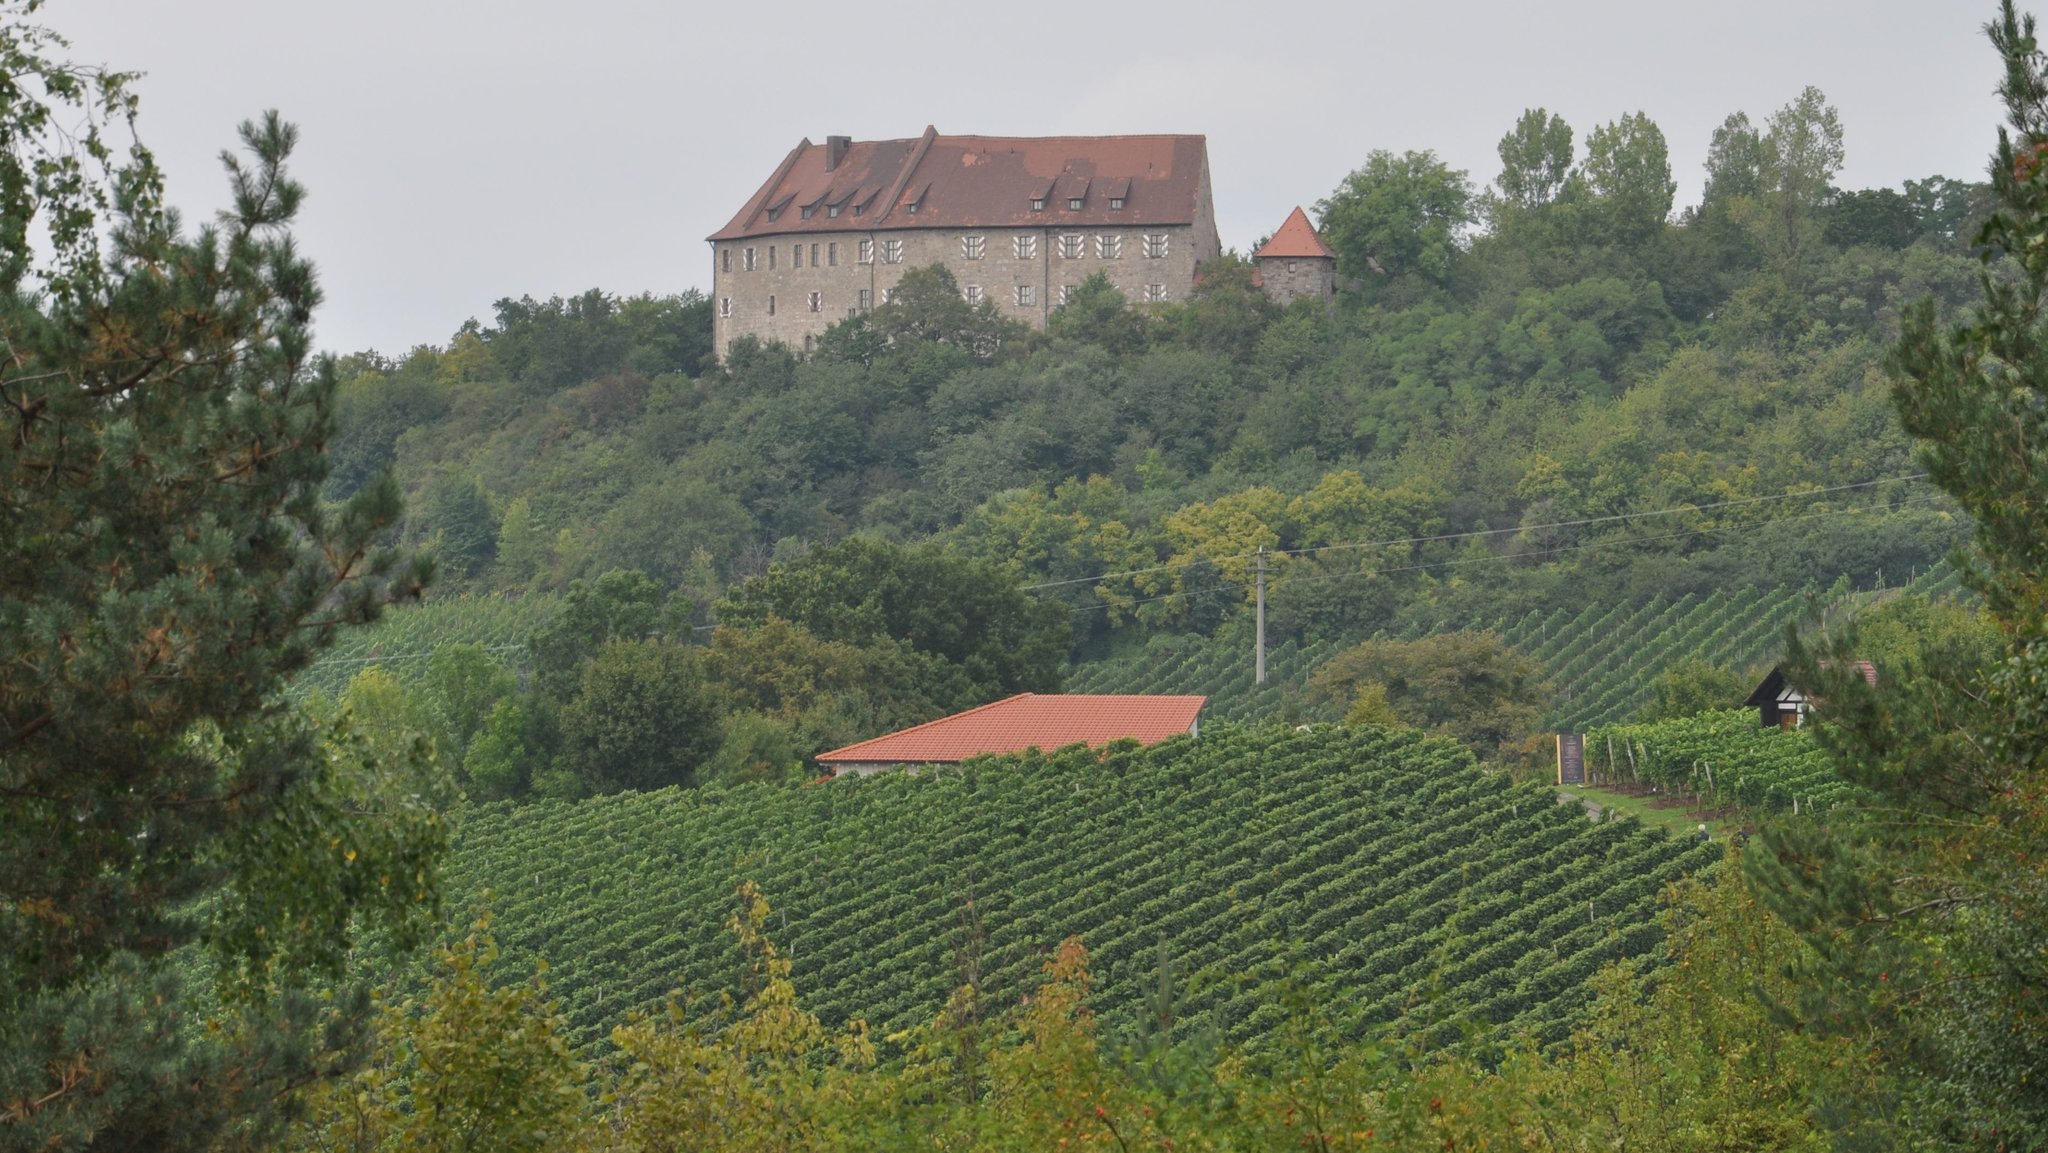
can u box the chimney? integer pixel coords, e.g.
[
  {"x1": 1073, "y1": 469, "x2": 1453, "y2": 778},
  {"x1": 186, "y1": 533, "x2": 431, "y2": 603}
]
[{"x1": 825, "y1": 135, "x2": 851, "y2": 172}]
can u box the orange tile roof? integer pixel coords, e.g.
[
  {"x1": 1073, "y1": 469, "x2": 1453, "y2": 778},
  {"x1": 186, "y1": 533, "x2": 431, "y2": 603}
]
[
  {"x1": 1254, "y1": 206, "x2": 1335, "y2": 260},
  {"x1": 816, "y1": 693, "x2": 1206, "y2": 767},
  {"x1": 709, "y1": 128, "x2": 1209, "y2": 241}
]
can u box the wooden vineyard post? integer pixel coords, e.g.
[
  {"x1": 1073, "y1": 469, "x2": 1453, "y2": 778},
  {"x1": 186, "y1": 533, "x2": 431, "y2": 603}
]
[{"x1": 1254, "y1": 547, "x2": 1267, "y2": 686}]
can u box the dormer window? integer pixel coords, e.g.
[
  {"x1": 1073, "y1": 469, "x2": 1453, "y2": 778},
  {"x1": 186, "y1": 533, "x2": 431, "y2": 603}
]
[
  {"x1": 1067, "y1": 197, "x2": 1084, "y2": 210},
  {"x1": 801, "y1": 205, "x2": 816, "y2": 220},
  {"x1": 1109, "y1": 197, "x2": 1125, "y2": 210},
  {"x1": 1030, "y1": 197, "x2": 1046, "y2": 211},
  {"x1": 828, "y1": 204, "x2": 841, "y2": 218},
  {"x1": 851, "y1": 203, "x2": 862, "y2": 217}
]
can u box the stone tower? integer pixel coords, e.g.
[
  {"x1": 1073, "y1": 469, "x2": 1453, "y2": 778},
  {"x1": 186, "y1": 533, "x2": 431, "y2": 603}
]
[{"x1": 1254, "y1": 205, "x2": 1336, "y2": 307}]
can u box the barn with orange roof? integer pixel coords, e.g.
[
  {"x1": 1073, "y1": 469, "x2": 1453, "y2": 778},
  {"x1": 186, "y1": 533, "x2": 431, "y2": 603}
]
[{"x1": 816, "y1": 693, "x2": 1206, "y2": 776}]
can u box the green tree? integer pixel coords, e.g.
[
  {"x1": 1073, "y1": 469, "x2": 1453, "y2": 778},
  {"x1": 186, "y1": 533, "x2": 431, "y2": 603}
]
[
  {"x1": 417, "y1": 470, "x2": 499, "y2": 580},
  {"x1": 463, "y1": 698, "x2": 532, "y2": 801},
  {"x1": 419, "y1": 642, "x2": 517, "y2": 767},
  {"x1": 1759, "y1": 86, "x2": 1847, "y2": 257},
  {"x1": 287, "y1": 922, "x2": 594, "y2": 1152},
  {"x1": 529, "y1": 568, "x2": 664, "y2": 694},
  {"x1": 870, "y1": 264, "x2": 1025, "y2": 361},
  {"x1": 1640, "y1": 659, "x2": 1752, "y2": 720},
  {"x1": 716, "y1": 537, "x2": 1067, "y2": 709},
  {"x1": 1315, "y1": 149, "x2": 1476, "y2": 289},
  {"x1": 555, "y1": 639, "x2": 724, "y2": 795},
  {"x1": 1048, "y1": 271, "x2": 1152, "y2": 356},
  {"x1": 1493, "y1": 108, "x2": 1575, "y2": 214},
  {"x1": 1747, "y1": 8, "x2": 2048, "y2": 1142},
  {"x1": 0, "y1": 19, "x2": 438, "y2": 1145},
  {"x1": 1701, "y1": 111, "x2": 1769, "y2": 209},
  {"x1": 1307, "y1": 632, "x2": 1550, "y2": 760},
  {"x1": 1580, "y1": 111, "x2": 1676, "y2": 248}
]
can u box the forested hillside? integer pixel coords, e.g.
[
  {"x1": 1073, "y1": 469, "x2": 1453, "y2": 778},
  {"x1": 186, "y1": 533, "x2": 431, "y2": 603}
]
[{"x1": 340, "y1": 87, "x2": 1973, "y2": 655}]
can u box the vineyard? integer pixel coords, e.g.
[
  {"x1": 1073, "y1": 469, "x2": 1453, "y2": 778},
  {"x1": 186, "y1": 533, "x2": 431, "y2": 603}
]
[
  {"x1": 1069, "y1": 563, "x2": 1962, "y2": 730},
  {"x1": 439, "y1": 723, "x2": 1720, "y2": 1053},
  {"x1": 293, "y1": 592, "x2": 554, "y2": 698},
  {"x1": 1065, "y1": 621, "x2": 1339, "y2": 721},
  {"x1": 1586, "y1": 709, "x2": 1858, "y2": 816}
]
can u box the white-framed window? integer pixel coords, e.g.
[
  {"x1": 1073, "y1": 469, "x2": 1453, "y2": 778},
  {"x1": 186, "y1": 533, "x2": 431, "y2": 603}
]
[
  {"x1": 828, "y1": 204, "x2": 841, "y2": 218},
  {"x1": 1058, "y1": 284, "x2": 1076, "y2": 305},
  {"x1": 719, "y1": 296, "x2": 732, "y2": 317},
  {"x1": 792, "y1": 245, "x2": 803, "y2": 269},
  {"x1": 858, "y1": 239, "x2": 874, "y2": 264},
  {"x1": 1016, "y1": 284, "x2": 1036, "y2": 307},
  {"x1": 1144, "y1": 233, "x2": 1169, "y2": 259},
  {"x1": 808, "y1": 291, "x2": 822, "y2": 313},
  {"x1": 1144, "y1": 283, "x2": 1167, "y2": 302},
  {"x1": 1030, "y1": 196, "x2": 1046, "y2": 211},
  {"x1": 1057, "y1": 234, "x2": 1084, "y2": 259},
  {"x1": 1067, "y1": 196, "x2": 1084, "y2": 210},
  {"x1": 743, "y1": 247, "x2": 758, "y2": 271},
  {"x1": 880, "y1": 238, "x2": 904, "y2": 264},
  {"x1": 962, "y1": 234, "x2": 985, "y2": 260},
  {"x1": 858, "y1": 288, "x2": 871, "y2": 310},
  {"x1": 1109, "y1": 196, "x2": 1126, "y2": 210},
  {"x1": 1015, "y1": 234, "x2": 1037, "y2": 260},
  {"x1": 811, "y1": 243, "x2": 820, "y2": 266},
  {"x1": 801, "y1": 205, "x2": 816, "y2": 220},
  {"x1": 1097, "y1": 234, "x2": 1122, "y2": 259},
  {"x1": 721, "y1": 248, "x2": 731, "y2": 272},
  {"x1": 964, "y1": 284, "x2": 983, "y2": 305}
]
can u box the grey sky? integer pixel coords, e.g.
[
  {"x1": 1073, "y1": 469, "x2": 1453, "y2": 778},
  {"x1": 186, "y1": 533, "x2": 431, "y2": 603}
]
[{"x1": 55, "y1": 0, "x2": 2011, "y2": 356}]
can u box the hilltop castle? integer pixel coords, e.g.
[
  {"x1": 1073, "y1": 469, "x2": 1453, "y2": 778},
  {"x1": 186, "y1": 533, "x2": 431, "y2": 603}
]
[{"x1": 707, "y1": 128, "x2": 1332, "y2": 359}]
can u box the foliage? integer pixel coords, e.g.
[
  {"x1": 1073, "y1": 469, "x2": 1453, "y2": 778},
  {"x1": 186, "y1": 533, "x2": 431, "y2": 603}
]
[
  {"x1": 1640, "y1": 658, "x2": 1753, "y2": 720},
  {"x1": 1316, "y1": 149, "x2": 1476, "y2": 289},
  {"x1": 1739, "y1": 8, "x2": 2048, "y2": 1142},
  {"x1": 287, "y1": 921, "x2": 593, "y2": 1153},
  {"x1": 716, "y1": 536, "x2": 1068, "y2": 709},
  {"x1": 0, "y1": 15, "x2": 440, "y2": 1145},
  {"x1": 555, "y1": 640, "x2": 724, "y2": 796},
  {"x1": 1588, "y1": 709, "x2": 1858, "y2": 814},
  {"x1": 1306, "y1": 632, "x2": 1550, "y2": 760}
]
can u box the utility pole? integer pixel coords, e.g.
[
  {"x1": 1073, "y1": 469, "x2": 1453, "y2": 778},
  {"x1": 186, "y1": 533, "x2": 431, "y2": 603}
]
[{"x1": 1255, "y1": 546, "x2": 1267, "y2": 685}]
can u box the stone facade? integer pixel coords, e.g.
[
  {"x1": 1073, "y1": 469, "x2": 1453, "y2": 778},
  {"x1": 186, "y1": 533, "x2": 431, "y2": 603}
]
[
  {"x1": 1251, "y1": 205, "x2": 1337, "y2": 310},
  {"x1": 1256, "y1": 253, "x2": 1336, "y2": 307},
  {"x1": 708, "y1": 131, "x2": 1221, "y2": 359}
]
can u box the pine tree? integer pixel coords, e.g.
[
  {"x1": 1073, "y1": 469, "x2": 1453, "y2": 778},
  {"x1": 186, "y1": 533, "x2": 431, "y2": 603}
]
[
  {"x1": 0, "y1": 6, "x2": 437, "y2": 1146},
  {"x1": 1748, "y1": 4, "x2": 2048, "y2": 1146}
]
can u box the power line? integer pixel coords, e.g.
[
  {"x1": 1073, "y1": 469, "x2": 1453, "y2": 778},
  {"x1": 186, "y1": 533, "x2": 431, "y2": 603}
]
[{"x1": 1021, "y1": 472, "x2": 1931, "y2": 593}]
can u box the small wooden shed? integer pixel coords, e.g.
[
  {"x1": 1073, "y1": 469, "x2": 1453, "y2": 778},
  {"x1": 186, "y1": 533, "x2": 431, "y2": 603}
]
[{"x1": 1743, "y1": 661, "x2": 1877, "y2": 729}]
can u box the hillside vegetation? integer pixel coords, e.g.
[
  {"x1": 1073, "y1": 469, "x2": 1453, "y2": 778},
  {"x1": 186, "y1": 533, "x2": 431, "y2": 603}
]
[{"x1": 440, "y1": 724, "x2": 1717, "y2": 1051}]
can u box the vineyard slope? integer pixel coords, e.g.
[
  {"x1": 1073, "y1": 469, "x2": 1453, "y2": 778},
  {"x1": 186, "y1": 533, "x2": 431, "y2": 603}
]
[{"x1": 441, "y1": 724, "x2": 1719, "y2": 1052}]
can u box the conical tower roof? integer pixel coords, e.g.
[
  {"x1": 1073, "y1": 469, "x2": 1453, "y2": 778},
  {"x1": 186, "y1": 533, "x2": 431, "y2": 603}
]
[{"x1": 1254, "y1": 206, "x2": 1335, "y2": 260}]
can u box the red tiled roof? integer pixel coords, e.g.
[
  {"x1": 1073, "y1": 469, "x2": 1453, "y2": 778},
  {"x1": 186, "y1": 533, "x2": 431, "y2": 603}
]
[
  {"x1": 816, "y1": 693, "x2": 1206, "y2": 767},
  {"x1": 1254, "y1": 206, "x2": 1335, "y2": 260},
  {"x1": 709, "y1": 129, "x2": 1209, "y2": 241}
]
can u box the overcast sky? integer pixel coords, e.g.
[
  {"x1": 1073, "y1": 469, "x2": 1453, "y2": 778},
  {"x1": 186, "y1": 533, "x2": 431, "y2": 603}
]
[{"x1": 52, "y1": 0, "x2": 2014, "y2": 356}]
